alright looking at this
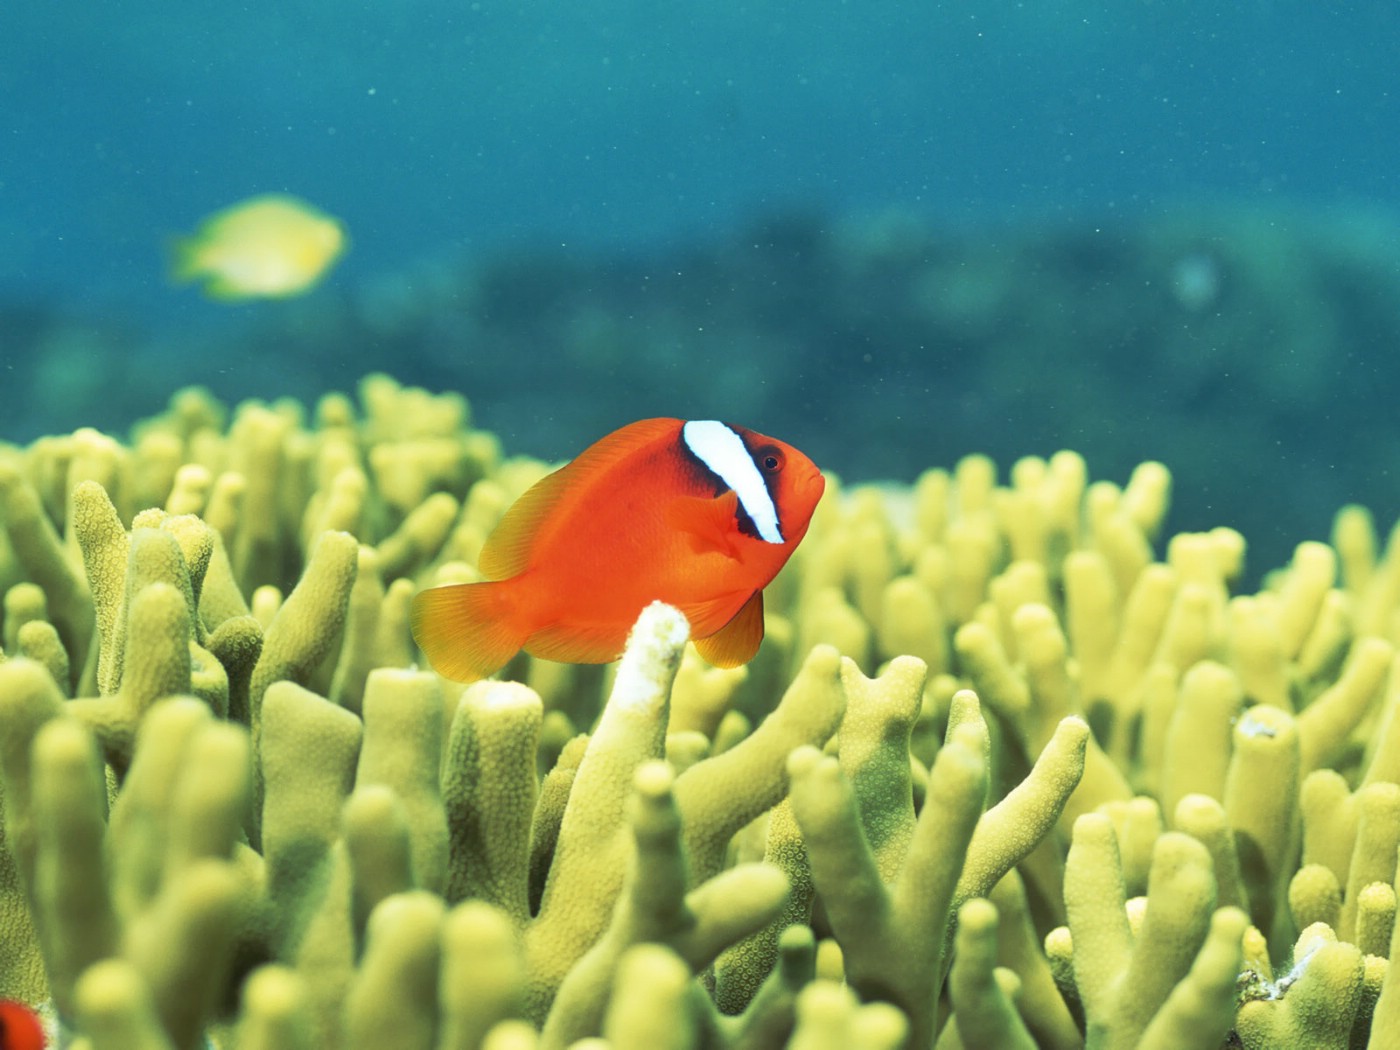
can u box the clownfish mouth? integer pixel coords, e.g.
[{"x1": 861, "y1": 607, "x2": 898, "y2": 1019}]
[{"x1": 794, "y1": 465, "x2": 826, "y2": 511}]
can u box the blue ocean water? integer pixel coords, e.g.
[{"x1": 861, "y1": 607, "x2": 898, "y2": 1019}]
[
  {"x1": 3, "y1": 1, "x2": 1399, "y2": 575},
  {"x1": 6, "y1": 3, "x2": 1393, "y2": 319}
]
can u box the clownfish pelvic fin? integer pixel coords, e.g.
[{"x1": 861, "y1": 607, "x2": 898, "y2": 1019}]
[
  {"x1": 410, "y1": 580, "x2": 526, "y2": 682},
  {"x1": 693, "y1": 590, "x2": 765, "y2": 667}
]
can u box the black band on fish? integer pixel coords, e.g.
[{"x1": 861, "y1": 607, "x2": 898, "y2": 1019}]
[{"x1": 681, "y1": 420, "x2": 785, "y2": 544}]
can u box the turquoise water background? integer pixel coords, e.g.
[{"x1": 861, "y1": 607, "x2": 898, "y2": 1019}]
[
  {"x1": 3, "y1": 2, "x2": 1399, "y2": 578},
  {"x1": 7, "y1": 4, "x2": 1393, "y2": 317}
]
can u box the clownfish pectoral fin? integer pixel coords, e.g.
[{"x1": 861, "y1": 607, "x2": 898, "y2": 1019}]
[
  {"x1": 693, "y1": 590, "x2": 765, "y2": 668},
  {"x1": 410, "y1": 581, "x2": 526, "y2": 682},
  {"x1": 664, "y1": 490, "x2": 744, "y2": 557}
]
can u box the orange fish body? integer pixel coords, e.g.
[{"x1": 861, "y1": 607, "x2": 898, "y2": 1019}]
[
  {"x1": 412, "y1": 418, "x2": 825, "y2": 681},
  {"x1": 0, "y1": 1000, "x2": 45, "y2": 1050}
]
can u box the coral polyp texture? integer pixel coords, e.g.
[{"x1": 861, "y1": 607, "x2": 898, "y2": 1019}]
[{"x1": 4, "y1": 375, "x2": 1400, "y2": 1049}]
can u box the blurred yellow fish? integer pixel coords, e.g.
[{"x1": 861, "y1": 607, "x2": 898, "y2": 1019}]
[{"x1": 171, "y1": 194, "x2": 347, "y2": 301}]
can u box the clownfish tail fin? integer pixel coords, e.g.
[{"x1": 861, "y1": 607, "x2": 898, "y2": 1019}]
[{"x1": 410, "y1": 581, "x2": 526, "y2": 682}]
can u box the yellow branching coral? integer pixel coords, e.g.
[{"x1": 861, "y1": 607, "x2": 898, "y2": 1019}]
[
  {"x1": 949, "y1": 898, "x2": 1037, "y2": 1050},
  {"x1": 786, "y1": 727, "x2": 984, "y2": 1049},
  {"x1": 1059, "y1": 814, "x2": 1231, "y2": 1049},
  {"x1": 1, "y1": 696, "x2": 248, "y2": 1046},
  {"x1": 8, "y1": 374, "x2": 1400, "y2": 1047}
]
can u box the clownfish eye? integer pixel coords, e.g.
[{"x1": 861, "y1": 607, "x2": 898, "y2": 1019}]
[{"x1": 758, "y1": 447, "x2": 784, "y2": 473}]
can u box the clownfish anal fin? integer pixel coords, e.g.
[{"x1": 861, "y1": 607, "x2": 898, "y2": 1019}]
[
  {"x1": 410, "y1": 581, "x2": 525, "y2": 682},
  {"x1": 524, "y1": 621, "x2": 628, "y2": 665},
  {"x1": 694, "y1": 590, "x2": 765, "y2": 668},
  {"x1": 664, "y1": 490, "x2": 743, "y2": 557}
]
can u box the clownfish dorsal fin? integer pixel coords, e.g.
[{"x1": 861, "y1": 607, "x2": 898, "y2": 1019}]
[
  {"x1": 479, "y1": 417, "x2": 682, "y2": 580},
  {"x1": 664, "y1": 489, "x2": 744, "y2": 557},
  {"x1": 694, "y1": 590, "x2": 765, "y2": 667}
]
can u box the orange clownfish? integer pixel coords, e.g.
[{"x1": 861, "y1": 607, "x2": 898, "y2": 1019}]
[
  {"x1": 0, "y1": 1000, "x2": 45, "y2": 1050},
  {"x1": 411, "y1": 418, "x2": 825, "y2": 681}
]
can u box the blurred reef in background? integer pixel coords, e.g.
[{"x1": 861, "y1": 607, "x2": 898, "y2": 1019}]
[{"x1": 5, "y1": 202, "x2": 1400, "y2": 583}]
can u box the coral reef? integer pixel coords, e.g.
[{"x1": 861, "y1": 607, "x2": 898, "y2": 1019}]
[{"x1": 3, "y1": 374, "x2": 1400, "y2": 1047}]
